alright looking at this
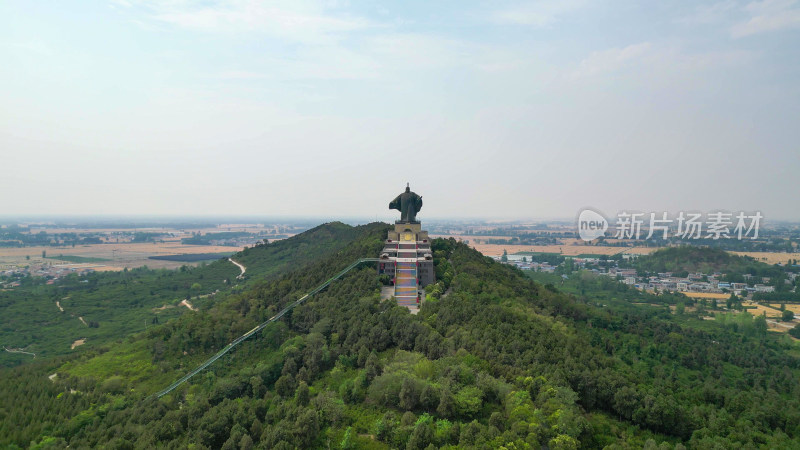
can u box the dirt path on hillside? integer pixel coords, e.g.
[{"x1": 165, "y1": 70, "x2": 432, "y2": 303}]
[
  {"x1": 229, "y1": 258, "x2": 246, "y2": 279},
  {"x1": 4, "y1": 346, "x2": 35, "y2": 358},
  {"x1": 179, "y1": 299, "x2": 197, "y2": 311}
]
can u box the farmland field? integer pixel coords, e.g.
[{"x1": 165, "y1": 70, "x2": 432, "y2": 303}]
[
  {"x1": 461, "y1": 242, "x2": 658, "y2": 258},
  {"x1": 743, "y1": 301, "x2": 783, "y2": 318},
  {"x1": 769, "y1": 304, "x2": 800, "y2": 315},
  {"x1": 435, "y1": 234, "x2": 800, "y2": 266},
  {"x1": 44, "y1": 255, "x2": 110, "y2": 263},
  {"x1": 732, "y1": 251, "x2": 800, "y2": 264},
  {"x1": 0, "y1": 242, "x2": 249, "y2": 271}
]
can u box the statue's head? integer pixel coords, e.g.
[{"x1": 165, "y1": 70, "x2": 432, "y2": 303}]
[{"x1": 405, "y1": 183, "x2": 410, "y2": 193}]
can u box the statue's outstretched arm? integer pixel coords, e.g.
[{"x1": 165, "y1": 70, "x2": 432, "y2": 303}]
[{"x1": 389, "y1": 195, "x2": 402, "y2": 210}]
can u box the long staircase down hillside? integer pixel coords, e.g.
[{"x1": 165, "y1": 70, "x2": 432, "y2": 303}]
[{"x1": 394, "y1": 241, "x2": 420, "y2": 308}]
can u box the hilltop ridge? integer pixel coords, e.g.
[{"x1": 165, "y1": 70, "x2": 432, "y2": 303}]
[{"x1": 1, "y1": 228, "x2": 800, "y2": 448}]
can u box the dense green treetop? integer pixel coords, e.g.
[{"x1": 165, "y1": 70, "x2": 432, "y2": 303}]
[{"x1": 1, "y1": 226, "x2": 799, "y2": 448}]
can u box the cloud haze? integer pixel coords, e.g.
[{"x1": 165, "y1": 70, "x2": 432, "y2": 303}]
[{"x1": 1, "y1": 0, "x2": 798, "y2": 221}]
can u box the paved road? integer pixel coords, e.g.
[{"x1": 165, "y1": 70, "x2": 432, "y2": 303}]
[{"x1": 766, "y1": 319, "x2": 796, "y2": 329}]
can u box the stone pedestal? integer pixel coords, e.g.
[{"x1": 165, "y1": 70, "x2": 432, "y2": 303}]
[
  {"x1": 377, "y1": 220, "x2": 436, "y2": 310},
  {"x1": 387, "y1": 222, "x2": 429, "y2": 242}
]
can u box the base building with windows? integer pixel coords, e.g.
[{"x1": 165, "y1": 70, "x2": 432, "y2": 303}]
[{"x1": 377, "y1": 185, "x2": 435, "y2": 309}]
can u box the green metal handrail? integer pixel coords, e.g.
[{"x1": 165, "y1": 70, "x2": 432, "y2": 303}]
[{"x1": 154, "y1": 258, "x2": 380, "y2": 398}]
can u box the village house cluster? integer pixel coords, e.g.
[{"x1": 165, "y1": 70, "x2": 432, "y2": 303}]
[
  {"x1": 497, "y1": 253, "x2": 795, "y2": 298},
  {"x1": 609, "y1": 269, "x2": 777, "y2": 296},
  {"x1": 0, "y1": 264, "x2": 95, "y2": 288}
]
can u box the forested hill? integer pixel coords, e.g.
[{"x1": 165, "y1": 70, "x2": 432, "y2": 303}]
[
  {"x1": 2, "y1": 232, "x2": 800, "y2": 448},
  {"x1": 631, "y1": 246, "x2": 780, "y2": 277},
  {"x1": 235, "y1": 221, "x2": 389, "y2": 282},
  {"x1": 0, "y1": 222, "x2": 388, "y2": 368}
]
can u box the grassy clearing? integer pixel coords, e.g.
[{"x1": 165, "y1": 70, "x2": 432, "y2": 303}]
[
  {"x1": 45, "y1": 255, "x2": 110, "y2": 263},
  {"x1": 148, "y1": 252, "x2": 235, "y2": 262},
  {"x1": 511, "y1": 251, "x2": 561, "y2": 257},
  {"x1": 60, "y1": 340, "x2": 155, "y2": 384}
]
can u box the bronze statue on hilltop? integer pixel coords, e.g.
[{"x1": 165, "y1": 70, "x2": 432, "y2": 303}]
[{"x1": 390, "y1": 183, "x2": 423, "y2": 223}]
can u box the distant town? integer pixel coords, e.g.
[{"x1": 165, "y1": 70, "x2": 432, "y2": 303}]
[
  {"x1": 4, "y1": 217, "x2": 800, "y2": 299},
  {"x1": 0, "y1": 220, "x2": 310, "y2": 285},
  {"x1": 496, "y1": 252, "x2": 795, "y2": 299}
]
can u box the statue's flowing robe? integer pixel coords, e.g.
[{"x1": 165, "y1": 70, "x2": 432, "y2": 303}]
[{"x1": 390, "y1": 192, "x2": 423, "y2": 222}]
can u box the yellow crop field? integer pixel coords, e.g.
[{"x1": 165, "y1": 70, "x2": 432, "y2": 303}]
[
  {"x1": 743, "y1": 302, "x2": 782, "y2": 318},
  {"x1": 452, "y1": 243, "x2": 659, "y2": 258},
  {"x1": 0, "y1": 243, "x2": 239, "y2": 258},
  {"x1": 0, "y1": 242, "x2": 248, "y2": 271},
  {"x1": 768, "y1": 304, "x2": 800, "y2": 314},
  {"x1": 731, "y1": 251, "x2": 800, "y2": 265},
  {"x1": 442, "y1": 238, "x2": 800, "y2": 265}
]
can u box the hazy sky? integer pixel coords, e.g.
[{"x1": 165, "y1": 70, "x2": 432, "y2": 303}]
[{"x1": 2, "y1": 1, "x2": 799, "y2": 221}]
